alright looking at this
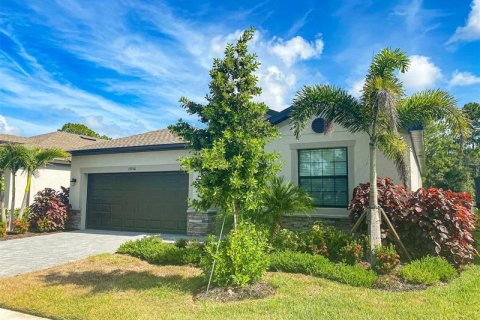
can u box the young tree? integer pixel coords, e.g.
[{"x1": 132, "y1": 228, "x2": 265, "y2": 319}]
[
  {"x1": 0, "y1": 144, "x2": 30, "y2": 232},
  {"x1": 169, "y1": 27, "x2": 279, "y2": 229},
  {"x1": 290, "y1": 48, "x2": 470, "y2": 261},
  {"x1": 17, "y1": 148, "x2": 68, "y2": 219},
  {"x1": 59, "y1": 123, "x2": 111, "y2": 140}
]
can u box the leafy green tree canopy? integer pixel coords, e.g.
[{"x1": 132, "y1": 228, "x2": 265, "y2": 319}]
[
  {"x1": 59, "y1": 123, "x2": 111, "y2": 140},
  {"x1": 424, "y1": 102, "x2": 479, "y2": 198},
  {"x1": 169, "y1": 27, "x2": 279, "y2": 227}
]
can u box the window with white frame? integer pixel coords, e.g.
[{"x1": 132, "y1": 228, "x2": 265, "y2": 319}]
[{"x1": 298, "y1": 148, "x2": 348, "y2": 207}]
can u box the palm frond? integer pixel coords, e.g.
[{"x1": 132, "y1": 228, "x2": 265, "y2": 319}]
[
  {"x1": 377, "y1": 132, "x2": 410, "y2": 185},
  {"x1": 397, "y1": 89, "x2": 471, "y2": 138},
  {"x1": 365, "y1": 48, "x2": 410, "y2": 80},
  {"x1": 35, "y1": 149, "x2": 69, "y2": 167},
  {"x1": 362, "y1": 48, "x2": 408, "y2": 112},
  {"x1": 290, "y1": 85, "x2": 364, "y2": 138},
  {"x1": 0, "y1": 144, "x2": 30, "y2": 172}
]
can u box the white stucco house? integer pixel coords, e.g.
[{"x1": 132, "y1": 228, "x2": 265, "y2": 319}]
[
  {"x1": 69, "y1": 108, "x2": 424, "y2": 236},
  {"x1": 1, "y1": 132, "x2": 104, "y2": 209}
]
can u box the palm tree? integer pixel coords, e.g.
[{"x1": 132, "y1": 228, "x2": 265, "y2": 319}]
[
  {"x1": 0, "y1": 144, "x2": 30, "y2": 232},
  {"x1": 251, "y1": 176, "x2": 314, "y2": 236},
  {"x1": 0, "y1": 146, "x2": 8, "y2": 222},
  {"x1": 17, "y1": 148, "x2": 68, "y2": 220},
  {"x1": 289, "y1": 48, "x2": 471, "y2": 261}
]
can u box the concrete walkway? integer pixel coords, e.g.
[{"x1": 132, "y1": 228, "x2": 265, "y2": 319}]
[
  {"x1": 0, "y1": 308, "x2": 50, "y2": 319},
  {"x1": 0, "y1": 229, "x2": 189, "y2": 277}
]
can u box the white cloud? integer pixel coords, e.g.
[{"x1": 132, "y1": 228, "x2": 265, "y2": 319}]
[
  {"x1": 399, "y1": 55, "x2": 442, "y2": 90},
  {"x1": 270, "y1": 36, "x2": 324, "y2": 67},
  {"x1": 257, "y1": 66, "x2": 296, "y2": 111},
  {"x1": 447, "y1": 0, "x2": 480, "y2": 43},
  {"x1": 348, "y1": 79, "x2": 365, "y2": 98},
  {"x1": 449, "y1": 70, "x2": 480, "y2": 86},
  {"x1": 0, "y1": 115, "x2": 18, "y2": 134}
]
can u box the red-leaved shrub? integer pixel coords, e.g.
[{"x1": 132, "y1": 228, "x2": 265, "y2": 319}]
[
  {"x1": 29, "y1": 188, "x2": 68, "y2": 232},
  {"x1": 349, "y1": 177, "x2": 478, "y2": 268}
]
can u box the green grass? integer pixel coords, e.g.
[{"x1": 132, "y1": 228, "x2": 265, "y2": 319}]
[{"x1": 0, "y1": 254, "x2": 479, "y2": 320}]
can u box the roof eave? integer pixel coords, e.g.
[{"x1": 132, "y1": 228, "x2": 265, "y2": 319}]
[{"x1": 70, "y1": 143, "x2": 186, "y2": 156}]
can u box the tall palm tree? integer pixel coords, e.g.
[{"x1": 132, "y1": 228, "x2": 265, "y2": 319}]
[
  {"x1": 0, "y1": 146, "x2": 8, "y2": 222},
  {"x1": 0, "y1": 144, "x2": 30, "y2": 232},
  {"x1": 18, "y1": 148, "x2": 68, "y2": 219},
  {"x1": 289, "y1": 48, "x2": 471, "y2": 261}
]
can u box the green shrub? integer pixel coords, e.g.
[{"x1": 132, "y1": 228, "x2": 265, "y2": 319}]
[
  {"x1": 398, "y1": 256, "x2": 457, "y2": 285},
  {"x1": 182, "y1": 240, "x2": 204, "y2": 265},
  {"x1": 12, "y1": 217, "x2": 29, "y2": 234},
  {"x1": 269, "y1": 251, "x2": 377, "y2": 287},
  {"x1": 271, "y1": 229, "x2": 304, "y2": 252},
  {"x1": 174, "y1": 238, "x2": 189, "y2": 249},
  {"x1": 373, "y1": 244, "x2": 400, "y2": 274},
  {"x1": 201, "y1": 222, "x2": 269, "y2": 287},
  {"x1": 117, "y1": 236, "x2": 184, "y2": 265},
  {"x1": 0, "y1": 220, "x2": 6, "y2": 237},
  {"x1": 340, "y1": 239, "x2": 364, "y2": 265}
]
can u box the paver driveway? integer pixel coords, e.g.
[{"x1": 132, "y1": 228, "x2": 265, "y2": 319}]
[{"x1": 0, "y1": 230, "x2": 188, "y2": 277}]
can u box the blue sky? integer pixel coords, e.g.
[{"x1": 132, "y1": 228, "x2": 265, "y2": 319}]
[{"x1": 0, "y1": 0, "x2": 479, "y2": 138}]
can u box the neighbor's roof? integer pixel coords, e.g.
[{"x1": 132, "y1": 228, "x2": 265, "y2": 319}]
[
  {"x1": 267, "y1": 107, "x2": 293, "y2": 125},
  {"x1": 0, "y1": 131, "x2": 105, "y2": 152},
  {"x1": 0, "y1": 134, "x2": 29, "y2": 144},
  {"x1": 70, "y1": 129, "x2": 184, "y2": 155}
]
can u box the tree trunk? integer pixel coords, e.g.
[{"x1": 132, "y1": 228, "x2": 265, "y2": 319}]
[
  {"x1": 8, "y1": 173, "x2": 16, "y2": 232},
  {"x1": 0, "y1": 171, "x2": 5, "y2": 223},
  {"x1": 368, "y1": 141, "x2": 382, "y2": 263},
  {"x1": 18, "y1": 172, "x2": 32, "y2": 220},
  {"x1": 232, "y1": 200, "x2": 238, "y2": 230}
]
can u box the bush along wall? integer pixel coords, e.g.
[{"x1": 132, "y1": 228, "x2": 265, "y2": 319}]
[
  {"x1": 28, "y1": 188, "x2": 69, "y2": 232},
  {"x1": 349, "y1": 177, "x2": 478, "y2": 268}
]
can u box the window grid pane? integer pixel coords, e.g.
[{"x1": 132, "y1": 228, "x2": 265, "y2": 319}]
[{"x1": 299, "y1": 148, "x2": 348, "y2": 207}]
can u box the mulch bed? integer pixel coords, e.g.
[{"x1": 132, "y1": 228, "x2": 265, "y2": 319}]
[
  {"x1": 194, "y1": 281, "x2": 276, "y2": 302},
  {"x1": 0, "y1": 230, "x2": 64, "y2": 241}
]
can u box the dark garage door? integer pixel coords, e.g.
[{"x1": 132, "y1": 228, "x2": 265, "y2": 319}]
[{"x1": 86, "y1": 171, "x2": 189, "y2": 233}]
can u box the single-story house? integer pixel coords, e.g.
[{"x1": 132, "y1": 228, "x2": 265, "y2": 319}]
[
  {"x1": 69, "y1": 108, "x2": 424, "y2": 236},
  {"x1": 1, "y1": 132, "x2": 104, "y2": 209}
]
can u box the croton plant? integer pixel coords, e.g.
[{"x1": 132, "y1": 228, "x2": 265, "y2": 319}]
[{"x1": 349, "y1": 177, "x2": 478, "y2": 268}]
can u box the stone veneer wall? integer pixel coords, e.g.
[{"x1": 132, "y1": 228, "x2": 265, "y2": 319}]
[
  {"x1": 187, "y1": 211, "x2": 216, "y2": 236},
  {"x1": 66, "y1": 209, "x2": 81, "y2": 230},
  {"x1": 281, "y1": 214, "x2": 352, "y2": 232}
]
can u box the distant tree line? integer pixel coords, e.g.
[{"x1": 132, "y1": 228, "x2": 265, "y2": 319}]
[
  {"x1": 58, "y1": 123, "x2": 111, "y2": 140},
  {"x1": 424, "y1": 102, "x2": 480, "y2": 202}
]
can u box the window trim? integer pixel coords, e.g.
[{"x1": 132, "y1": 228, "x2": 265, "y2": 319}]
[{"x1": 297, "y1": 147, "x2": 349, "y2": 208}]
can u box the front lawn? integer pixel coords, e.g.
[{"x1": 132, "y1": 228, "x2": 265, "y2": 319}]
[{"x1": 0, "y1": 254, "x2": 478, "y2": 320}]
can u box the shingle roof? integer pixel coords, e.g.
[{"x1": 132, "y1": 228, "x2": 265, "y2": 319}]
[
  {"x1": 0, "y1": 134, "x2": 29, "y2": 144},
  {"x1": 0, "y1": 131, "x2": 105, "y2": 152},
  {"x1": 70, "y1": 129, "x2": 184, "y2": 154},
  {"x1": 268, "y1": 106, "x2": 293, "y2": 124}
]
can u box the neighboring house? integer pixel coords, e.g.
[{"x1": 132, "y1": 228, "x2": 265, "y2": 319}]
[
  {"x1": 69, "y1": 109, "x2": 424, "y2": 235},
  {"x1": 1, "y1": 132, "x2": 104, "y2": 209}
]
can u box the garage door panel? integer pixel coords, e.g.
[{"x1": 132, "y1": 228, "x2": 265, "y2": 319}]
[{"x1": 86, "y1": 171, "x2": 188, "y2": 233}]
